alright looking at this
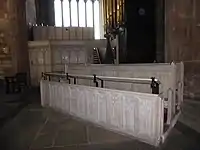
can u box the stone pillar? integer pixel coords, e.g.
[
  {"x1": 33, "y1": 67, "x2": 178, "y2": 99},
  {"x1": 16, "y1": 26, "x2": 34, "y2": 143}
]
[
  {"x1": 165, "y1": 0, "x2": 194, "y2": 62},
  {"x1": 165, "y1": 0, "x2": 200, "y2": 100},
  {"x1": 0, "y1": 0, "x2": 29, "y2": 76},
  {"x1": 26, "y1": 0, "x2": 36, "y2": 24}
]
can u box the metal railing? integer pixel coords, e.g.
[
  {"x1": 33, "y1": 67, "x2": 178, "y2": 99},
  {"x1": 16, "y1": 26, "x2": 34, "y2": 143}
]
[{"x1": 42, "y1": 72, "x2": 160, "y2": 94}]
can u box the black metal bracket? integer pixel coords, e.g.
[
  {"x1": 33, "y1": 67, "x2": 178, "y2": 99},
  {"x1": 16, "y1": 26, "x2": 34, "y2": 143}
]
[
  {"x1": 151, "y1": 77, "x2": 159, "y2": 94},
  {"x1": 69, "y1": 75, "x2": 77, "y2": 84},
  {"x1": 73, "y1": 77, "x2": 77, "y2": 84},
  {"x1": 66, "y1": 73, "x2": 71, "y2": 84},
  {"x1": 49, "y1": 75, "x2": 51, "y2": 81},
  {"x1": 42, "y1": 72, "x2": 47, "y2": 80},
  {"x1": 42, "y1": 72, "x2": 45, "y2": 80},
  {"x1": 100, "y1": 79, "x2": 104, "y2": 88},
  {"x1": 93, "y1": 74, "x2": 99, "y2": 87},
  {"x1": 66, "y1": 74, "x2": 76, "y2": 84}
]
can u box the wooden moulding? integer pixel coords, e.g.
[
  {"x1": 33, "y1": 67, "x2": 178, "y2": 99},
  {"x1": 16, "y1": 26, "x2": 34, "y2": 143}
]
[{"x1": 41, "y1": 80, "x2": 163, "y2": 146}]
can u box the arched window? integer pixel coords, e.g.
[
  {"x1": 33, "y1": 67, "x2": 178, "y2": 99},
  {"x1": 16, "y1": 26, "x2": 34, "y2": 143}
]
[
  {"x1": 94, "y1": 0, "x2": 100, "y2": 39},
  {"x1": 71, "y1": 0, "x2": 78, "y2": 26},
  {"x1": 54, "y1": 0, "x2": 101, "y2": 39},
  {"x1": 79, "y1": 0, "x2": 86, "y2": 27},
  {"x1": 86, "y1": 0, "x2": 93, "y2": 27},
  {"x1": 63, "y1": 0, "x2": 70, "y2": 27},
  {"x1": 54, "y1": 0, "x2": 62, "y2": 27}
]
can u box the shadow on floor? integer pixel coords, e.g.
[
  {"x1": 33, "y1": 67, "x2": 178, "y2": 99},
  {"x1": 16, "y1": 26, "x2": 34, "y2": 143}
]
[
  {"x1": 0, "y1": 82, "x2": 40, "y2": 128},
  {"x1": 175, "y1": 121, "x2": 200, "y2": 143},
  {"x1": 0, "y1": 86, "x2": 200, "y2": 150}
]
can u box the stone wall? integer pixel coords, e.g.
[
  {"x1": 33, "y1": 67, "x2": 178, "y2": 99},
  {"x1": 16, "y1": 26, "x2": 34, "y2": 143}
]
[
  {"x1": 26, "y1": 0, "x2": 36, "y2": 24},
  {"x1": 165, "y1": 0, "x2": 200, "y2": 101},
  {"x1": 0, "y1": 0, "x2": 29, "y2": 76},
  {"x1": 35, "y1": 0, "x2": 55, "y2": 26}
]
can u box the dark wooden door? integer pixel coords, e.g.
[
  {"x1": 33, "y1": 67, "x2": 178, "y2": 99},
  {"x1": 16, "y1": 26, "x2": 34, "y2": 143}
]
[{"x1": 125, "y1": 0, "x2": 156, "y2": 63}]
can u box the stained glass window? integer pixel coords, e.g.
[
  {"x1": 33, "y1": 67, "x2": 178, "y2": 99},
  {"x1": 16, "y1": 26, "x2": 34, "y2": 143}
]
[
  {"x1": 79, "y1": 0, "x2": 86, "y2": 27},
  {"x1": 54, "y1": 0, "x2": 62, "y2": 27},
  {"x1": 94, "y1": 0, "x2": 100, "y2": 39},
  {"x1": 54, "y1": 0, "x2": 101, "y2": 39},
  {"x1": 63, "y1": 0, "x2": 70, "y2": 27},
  {"x1": 86, "y1": 0, "x2": 93, "y2": 27}
]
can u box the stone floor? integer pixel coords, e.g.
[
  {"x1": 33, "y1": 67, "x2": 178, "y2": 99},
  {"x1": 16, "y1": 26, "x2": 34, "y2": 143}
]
[
  {"x1": 179, "y1": 100, "x2": 200, "y2": 133},
  {"x1": 0, "y1": 100, "x2": 200, "y2": 150},
  {"x1": 0, "y1": 85, "x2": 200, "y2": 150},
  {"x1": 0, "y1": 82, "x2": 33, "y2": 127}
]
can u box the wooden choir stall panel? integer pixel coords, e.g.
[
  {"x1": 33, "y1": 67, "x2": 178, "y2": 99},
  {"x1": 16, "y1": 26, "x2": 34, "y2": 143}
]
[
  {"x1": 40, "y1": 63, "x2": 183, "y2": 146},
  {"x1": 64, "y1": 63, "x2": 184, "y2": 125},
  {"x1": 28, "y1": 40, "x2": 107, "y2": 86},
  {"x1": 33, "y1": 26, "x2": 94, "y2": 41},
  {"x1": 41, "y1": 80, "x2": 164, "y2": 146}
]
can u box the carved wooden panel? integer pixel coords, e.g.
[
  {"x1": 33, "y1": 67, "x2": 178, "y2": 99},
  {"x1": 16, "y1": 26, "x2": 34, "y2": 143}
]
[{"x1": 40, "y1": 80, "x2": 164, "y2": 146}]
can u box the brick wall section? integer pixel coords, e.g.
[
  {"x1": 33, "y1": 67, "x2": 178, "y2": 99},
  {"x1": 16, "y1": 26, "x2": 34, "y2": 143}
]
[{"x1": 166, "y1": 0, "x2": 200, "y2": 100}]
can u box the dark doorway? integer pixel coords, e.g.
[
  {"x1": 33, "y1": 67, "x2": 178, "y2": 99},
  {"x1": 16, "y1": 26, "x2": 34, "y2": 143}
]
[{"x1": 125, "y1": 0, "x2": 156, "y2": 63}]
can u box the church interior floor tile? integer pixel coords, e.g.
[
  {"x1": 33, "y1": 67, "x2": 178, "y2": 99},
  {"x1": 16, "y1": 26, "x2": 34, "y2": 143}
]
[{"x1": 0, "y1": 101, "x2": 199, "y2": 150}]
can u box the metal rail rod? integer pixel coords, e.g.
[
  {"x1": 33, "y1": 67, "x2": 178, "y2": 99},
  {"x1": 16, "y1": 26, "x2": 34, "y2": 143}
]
[
  {"x1": 43, "y1": 72, "x2": 160, "y2": 85},
  {"x1": 43, "y1": 72, "x2": 160, "y2": 94}
]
